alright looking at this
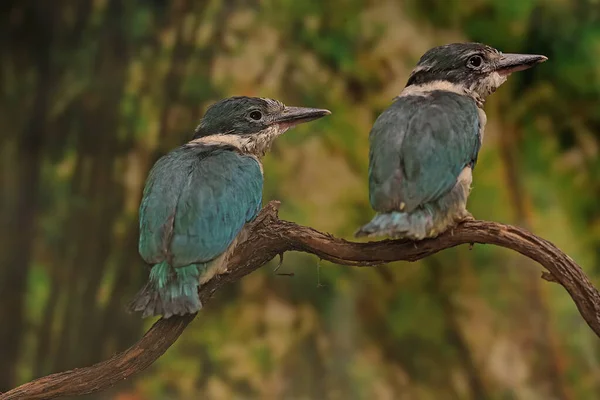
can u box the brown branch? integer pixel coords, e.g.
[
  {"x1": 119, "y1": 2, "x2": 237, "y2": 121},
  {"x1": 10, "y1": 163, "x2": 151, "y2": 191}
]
[{"x1": 3, "y1": 200, "x2": 600, "y2": 399}]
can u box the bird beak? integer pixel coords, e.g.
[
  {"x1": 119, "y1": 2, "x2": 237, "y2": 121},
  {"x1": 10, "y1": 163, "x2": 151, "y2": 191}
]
[
  {"x1": 495, "y1": 53, "x2": 548, "y2": 75},
  {"x1": 273, "y1": 106, "x2": 331, "y2": 128}
]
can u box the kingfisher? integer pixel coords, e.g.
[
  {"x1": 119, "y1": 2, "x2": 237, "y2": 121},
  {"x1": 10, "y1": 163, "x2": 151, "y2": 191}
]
[
  {"x1": 129, "y1": 96, "x2": 330, "y2": 318},
  {"x1": 355, "y1": 43, "x2": 547, "y2": 240}
]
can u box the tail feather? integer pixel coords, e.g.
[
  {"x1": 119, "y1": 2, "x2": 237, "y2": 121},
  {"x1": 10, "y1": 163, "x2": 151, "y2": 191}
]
[
  {"x1": 128, "y1": 261, "x2": 203, "y2": 318},
  {"x1": 354, "y1": 209, "x2": 433, "y2": 240}
]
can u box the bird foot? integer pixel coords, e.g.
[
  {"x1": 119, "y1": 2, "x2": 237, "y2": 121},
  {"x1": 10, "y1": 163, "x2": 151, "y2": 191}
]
[{"x1": 457, "y1": 211, "x2": 474, "y2": 222}]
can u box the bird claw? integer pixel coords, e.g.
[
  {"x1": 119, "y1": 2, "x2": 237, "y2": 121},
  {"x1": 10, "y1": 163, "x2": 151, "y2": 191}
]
[{"x1": 461, "y1": 212, "x2": 475, "y2": 222}]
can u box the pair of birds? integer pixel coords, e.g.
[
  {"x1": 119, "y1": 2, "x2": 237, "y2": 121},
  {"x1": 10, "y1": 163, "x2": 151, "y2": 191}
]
[{"x1": 129, "y1": 43, "x2": 547, "y2": 318}]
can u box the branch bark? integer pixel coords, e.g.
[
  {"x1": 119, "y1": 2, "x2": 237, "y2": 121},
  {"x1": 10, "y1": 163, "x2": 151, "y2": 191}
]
[{"x1": 3, "y1": 200, "x2": 600, "y2": 399}]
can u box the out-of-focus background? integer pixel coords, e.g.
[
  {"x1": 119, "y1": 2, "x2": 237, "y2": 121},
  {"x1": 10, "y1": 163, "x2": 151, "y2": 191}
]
[{"x1": 1, "y1": 0, "x2": 600, "y2": 399}]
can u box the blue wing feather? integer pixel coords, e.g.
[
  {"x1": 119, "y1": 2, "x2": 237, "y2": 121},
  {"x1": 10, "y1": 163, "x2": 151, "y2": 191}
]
[
  {"x1": 369, "y1": 90, "x2": 481, "y2": 213},
  {"x1": 139, "y1": 151, "x2": 192, "y2": 264},
  {"x1": 139, "y1": 145, "x2": 262, "y2": 267},
  {"x1": 171, "y1": 149, "x2": 262, "y2": 266}
]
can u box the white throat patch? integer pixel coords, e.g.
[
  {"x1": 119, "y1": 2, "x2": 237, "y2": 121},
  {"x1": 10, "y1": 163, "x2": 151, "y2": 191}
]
[
  {"x1": 397, "y1": 80, "x2": 484, "y2": 107},
  {"x1": 469, "y1": 71, "x2": 508, "y2": 98},
  {"x1": 190, "y1": 125, "x2": 286, "y2": 158}
]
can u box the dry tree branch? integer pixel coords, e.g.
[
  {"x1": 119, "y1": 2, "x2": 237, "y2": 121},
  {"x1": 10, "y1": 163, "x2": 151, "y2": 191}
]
[{"x1": 3, "y1": 200, "x2": 600, "y2": 399}]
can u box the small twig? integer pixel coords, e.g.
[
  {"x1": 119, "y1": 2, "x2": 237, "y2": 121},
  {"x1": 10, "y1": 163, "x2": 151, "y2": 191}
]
[
  {"x1": 316, "y1": 258, "x2": 325, "y2": 288},
  {"x1": 276, "y1": 272, "x2": 295, "y2": 277},
  {"x1": 541, "y1": 271, "x2": 558, "y2": 283},
  {"x1": 273, "y1": 252, "x2": 284, "y2": 273},
  {"x1": 274, "y1": 253, "x2": 294, "y2": 276}
]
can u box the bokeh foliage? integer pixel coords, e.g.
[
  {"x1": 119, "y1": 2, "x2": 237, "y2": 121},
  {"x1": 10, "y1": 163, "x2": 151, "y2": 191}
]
[{"x1": 1, "y1": 0, "x2": 600, "y2": 399}]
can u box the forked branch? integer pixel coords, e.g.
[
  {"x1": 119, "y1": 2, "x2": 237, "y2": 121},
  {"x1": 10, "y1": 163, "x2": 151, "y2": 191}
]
[{"x1": 3, "y1": 201, "x2": 600, "y2": 399}]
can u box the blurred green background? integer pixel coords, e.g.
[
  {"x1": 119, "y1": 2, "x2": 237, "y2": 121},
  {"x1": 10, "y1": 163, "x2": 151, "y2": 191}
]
[{"x1": 2, "y1": 0, "x2": 600, "y2": 399}]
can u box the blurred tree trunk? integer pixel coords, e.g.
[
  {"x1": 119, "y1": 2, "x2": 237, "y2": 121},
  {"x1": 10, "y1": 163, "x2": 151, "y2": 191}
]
[
  {"x1": 428, "y1": 258, "x2": 490, "y2": 400},
  {"x1": 47, "y1": 0, "x2": 129, "y2": 371},
  {"x1": 498, "y1": 119, "x2": 573, "y2": 400},
  {"x1": 33, "y1": 0, "x2": 90, "y2": 368},
  {"x1": 0, "y1": 3, "x2": 53, "y2": 390},
  {"x1": 70, "y1": 0, "x2": 129, "y2": 367},
  {"x1": 33, "y1": 263, "x2": 61, "y2": 378},
  {"x1": 51, "y1": 145, "x2": 87, "y2": 373}
]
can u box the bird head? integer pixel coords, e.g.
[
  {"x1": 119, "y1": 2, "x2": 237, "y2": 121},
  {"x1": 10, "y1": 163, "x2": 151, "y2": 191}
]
[
  {"x1": 405, "y1": 43, "x2": 547, "y2": 100},
  {"x1": 193, "y1": 96, "x2": 330, "y2": 156}
]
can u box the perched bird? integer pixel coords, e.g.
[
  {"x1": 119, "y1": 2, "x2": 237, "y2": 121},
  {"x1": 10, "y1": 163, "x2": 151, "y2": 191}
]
[
  {"x1": 129, "y1": 96, "x2": 330, "y2": 318},
  {"x1": 356, "y1": 43, "x2": 547, "y2": 240}
]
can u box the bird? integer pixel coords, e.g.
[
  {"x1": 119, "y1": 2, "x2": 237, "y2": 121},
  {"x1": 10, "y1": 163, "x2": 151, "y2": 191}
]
[
  {"x1": 355, "y1": 42, "x2": 547, "y2": 240},
  {"x1": 129, "y1": 96, "x2": 331, "y2": 318}
]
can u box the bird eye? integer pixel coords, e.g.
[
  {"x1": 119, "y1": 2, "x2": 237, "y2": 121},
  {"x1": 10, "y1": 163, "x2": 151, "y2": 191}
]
[
  {"x1": 467, "y1": 55, "x2": 483, "y2": 69},
  {"x1": 249, "y1": 111, "x2": 263, "y2": 120}
]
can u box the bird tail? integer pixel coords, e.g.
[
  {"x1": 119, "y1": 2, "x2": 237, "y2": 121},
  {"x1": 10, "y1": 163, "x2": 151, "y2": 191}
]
[
  {"x1": 127, "y1": 261, "x2": 203, "y2": 318},
  {"x1": 354, "y1": 209, "x2": 433, "y2": 240}
]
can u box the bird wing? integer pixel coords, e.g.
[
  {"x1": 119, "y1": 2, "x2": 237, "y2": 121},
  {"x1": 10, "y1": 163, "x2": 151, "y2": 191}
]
[
  {"x1": 138, "y1": 146, "x2": 263, "y2": 267},
  {"x1": 369, "y1": 91, "x2": 481, "y2": 213}
]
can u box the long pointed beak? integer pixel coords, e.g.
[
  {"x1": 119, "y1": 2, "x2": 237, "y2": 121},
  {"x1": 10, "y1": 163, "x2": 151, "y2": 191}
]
[
  {"x1": 273, "y1": 106, "x2": 331, "y2": 128},
  {"x1": 495, "y1": 53, "x2": 548, "y2": 75}
]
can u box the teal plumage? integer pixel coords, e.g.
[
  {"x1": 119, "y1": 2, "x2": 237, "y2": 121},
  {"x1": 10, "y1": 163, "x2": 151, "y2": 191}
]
[
  {"x1": 129, "y1": 96, "x2": 330, "y2": 318},
  {"x1": 369, "y1": 91, "x2": 481, "y2": 213},
  {"x1": 358, "y1": 91, "x2": 480, "y2": 239},
  {"x1": 130, "y1": 144, "x2": 262, "y2": 318},
  {"x1": 356, "y1": 42, "x2": 547, "y2": 240}
]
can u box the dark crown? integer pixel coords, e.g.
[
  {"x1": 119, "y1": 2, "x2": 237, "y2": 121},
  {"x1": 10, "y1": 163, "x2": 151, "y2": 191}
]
[
  {"x1": 193, "y1": 97, "x2": 284, "y2": 139},
  {"x1": 406, "y1": 43, "x2": 501, "y2": 87}
]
